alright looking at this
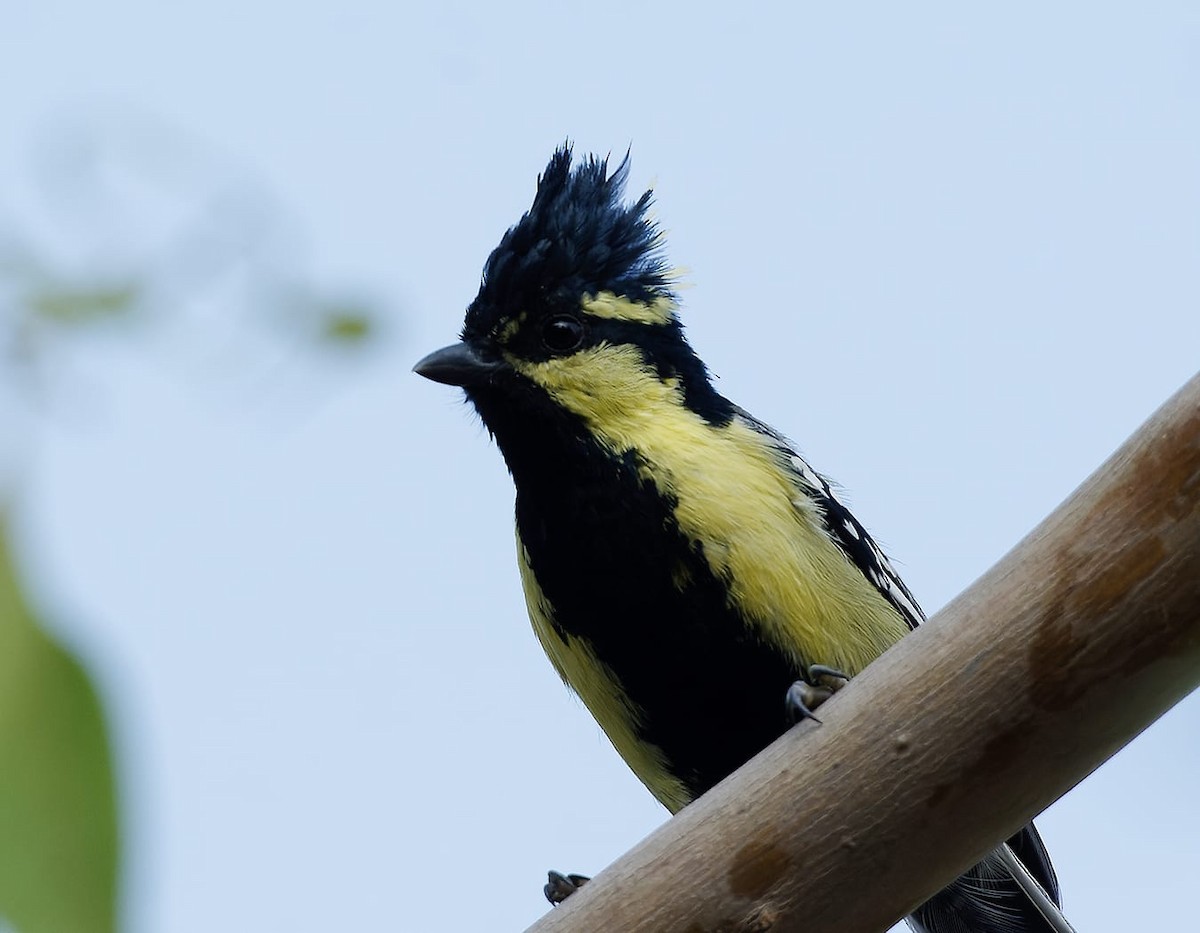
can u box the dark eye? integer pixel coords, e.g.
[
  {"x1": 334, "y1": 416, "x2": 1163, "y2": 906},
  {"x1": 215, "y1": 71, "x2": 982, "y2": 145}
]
[{"x1": 542, "y1": 314, "x2": 584, "y2": 353}]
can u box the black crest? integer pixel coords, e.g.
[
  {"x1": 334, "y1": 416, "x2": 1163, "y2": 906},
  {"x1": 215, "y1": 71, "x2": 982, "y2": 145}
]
[{"x1": 464, "y1": 145, "x2": 672, "y2": 337}]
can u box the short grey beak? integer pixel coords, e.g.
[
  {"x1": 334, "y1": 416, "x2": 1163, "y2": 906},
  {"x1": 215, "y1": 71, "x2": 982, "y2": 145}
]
[{"x1": 413, "y1": 343, "x2": 505, "y2": 387}]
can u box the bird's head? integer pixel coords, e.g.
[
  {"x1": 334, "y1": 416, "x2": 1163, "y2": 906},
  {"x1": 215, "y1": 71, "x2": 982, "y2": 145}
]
[{"x1": 415, "y1": 146, "x2": 732, "y2": 473}]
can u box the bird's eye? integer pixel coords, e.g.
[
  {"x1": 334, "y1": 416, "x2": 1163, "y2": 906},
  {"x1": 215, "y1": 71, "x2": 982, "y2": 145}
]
[{"x1": 542, "y1": 314, "x2": 584, "y2": 353}]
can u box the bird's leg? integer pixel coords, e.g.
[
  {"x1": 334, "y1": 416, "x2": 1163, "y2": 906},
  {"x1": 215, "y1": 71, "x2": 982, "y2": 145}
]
[
  {"x1": 545, "y1": 870, "x2": 590, "y2": 905},
  {"x1": 785, "y1": 664, "x2": 850, "y2": 725}
]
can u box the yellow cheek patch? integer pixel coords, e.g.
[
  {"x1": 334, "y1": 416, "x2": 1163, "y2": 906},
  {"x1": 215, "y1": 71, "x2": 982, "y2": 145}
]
[
  {"x1": 512, "y1": 344, "x2": 660, "y2": 428},
  {"x1": 582, "y1": 291, "x2": 676, "y2": 326},
  {"x1": 513, "y1": 344, "x2": 911, "y2": 679}
]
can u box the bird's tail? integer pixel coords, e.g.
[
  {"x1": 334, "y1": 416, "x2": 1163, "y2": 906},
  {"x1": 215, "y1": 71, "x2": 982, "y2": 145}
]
[{"x1": 907, "y1": 823, "x2": 1075, "y2": 933}]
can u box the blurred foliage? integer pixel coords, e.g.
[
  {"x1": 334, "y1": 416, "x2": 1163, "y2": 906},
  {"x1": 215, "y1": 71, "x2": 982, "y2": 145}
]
[
  {"x1": 28, "y1": 283, "x2": 140, "y2": 326},
  {"x1": 320, "y1": 304, "x2": 375, "y2": 345},
  {"x1": 1, "y1": 110, "x2": 387, "y2": 401},
  {"x1": 0, "y1": 113, "x2": 395, "y2": 931},
  {"x1": 0, "y1": 520, "x2": 118, "y2": 933}
]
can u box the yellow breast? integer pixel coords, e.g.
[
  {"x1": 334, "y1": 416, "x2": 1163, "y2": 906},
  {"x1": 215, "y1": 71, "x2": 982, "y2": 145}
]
[{"x1": 510, "y1": 343, "x2": 911, "y2": 811}]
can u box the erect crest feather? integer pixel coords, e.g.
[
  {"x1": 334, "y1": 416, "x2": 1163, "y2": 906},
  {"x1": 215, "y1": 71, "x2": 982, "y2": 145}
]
[{"x1": 464, "y1": 144, "x2": 671, "y2": 338}]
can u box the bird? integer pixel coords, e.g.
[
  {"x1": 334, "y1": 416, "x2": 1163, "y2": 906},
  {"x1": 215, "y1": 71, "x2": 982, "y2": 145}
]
[{"x1": 415, "y1": 145, "x2": 1072, "y2": 933}]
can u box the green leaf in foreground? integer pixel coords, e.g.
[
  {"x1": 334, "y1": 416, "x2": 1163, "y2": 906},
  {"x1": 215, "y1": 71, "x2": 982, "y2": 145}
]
[{"x1": 0, "y1": 520, "x2": 119, "y2": 933}]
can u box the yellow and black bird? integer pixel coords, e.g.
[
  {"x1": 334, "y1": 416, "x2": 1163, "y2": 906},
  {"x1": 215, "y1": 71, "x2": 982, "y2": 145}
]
[{"x1": 416, "y1": 146, "x2": 1070, "y2": 932}]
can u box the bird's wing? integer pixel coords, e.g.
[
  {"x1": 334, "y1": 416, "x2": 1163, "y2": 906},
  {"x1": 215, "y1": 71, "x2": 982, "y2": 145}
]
[
  {"x1": 737, "y1": 409, "x2": 924, "y2": 631},
  {"x1": 738, "y1": 411, "x2": 1070, "y2": 933}
]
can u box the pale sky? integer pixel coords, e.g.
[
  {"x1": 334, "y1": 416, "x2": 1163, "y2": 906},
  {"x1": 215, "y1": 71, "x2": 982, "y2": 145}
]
[{"x1": 2, "y1": 3, "x2": 1198, "y2": 931}]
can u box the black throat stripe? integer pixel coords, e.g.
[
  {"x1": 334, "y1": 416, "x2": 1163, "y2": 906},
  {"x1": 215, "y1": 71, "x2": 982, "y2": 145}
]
[{"x1": 512, "y1": 427, "x2": 804, "y2": 802}]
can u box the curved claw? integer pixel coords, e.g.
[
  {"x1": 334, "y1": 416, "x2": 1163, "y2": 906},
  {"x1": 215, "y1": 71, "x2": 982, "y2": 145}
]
[
  {"x1": 786, "y1": 665, "x2": 852, "y2": 726},
  {"x1": 785, "y1": 680, "x2": 830, "y2": 725},
  {"x1": 805, "y1": 664, "x2": 850, "y2": 688},
  {"x1": 545, "y1": 870, "x2": 590, "y2": 906}
]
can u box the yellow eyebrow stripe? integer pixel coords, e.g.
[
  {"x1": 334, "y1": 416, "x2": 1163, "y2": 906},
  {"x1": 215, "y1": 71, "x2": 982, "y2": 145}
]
[{"x1": 582, "y1": 291, "x2": 675, "y2": 326}]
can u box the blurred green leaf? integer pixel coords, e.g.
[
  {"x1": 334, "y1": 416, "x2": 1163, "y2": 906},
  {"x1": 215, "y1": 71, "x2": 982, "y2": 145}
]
[
  {"x1": 318, "y1": 304, "x2": 375, "y2": 345},
  {"x1": 0, "y1": 520, "x2": 119, "y2": 933},
  {"x1": 28, "y1": 283, "x2": 139, "y2": 326}
]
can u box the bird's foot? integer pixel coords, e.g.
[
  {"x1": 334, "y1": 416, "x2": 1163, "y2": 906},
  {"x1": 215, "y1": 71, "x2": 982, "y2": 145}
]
[
  {"x1": 545, "y1": 870, "x2": 590, "y2": 905},
  {"x1": 785, "y1": 664, "x2": 850, "y2": 725}
]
